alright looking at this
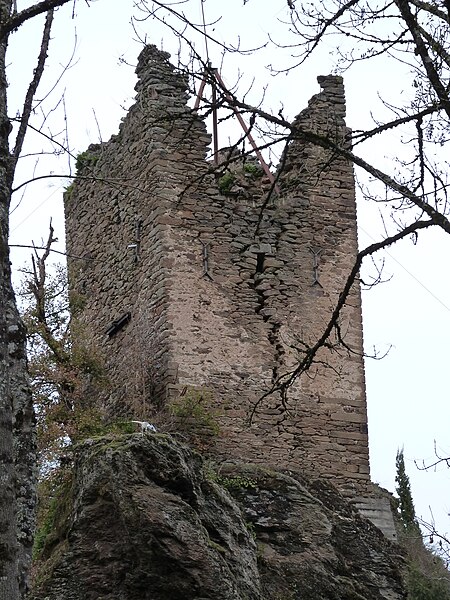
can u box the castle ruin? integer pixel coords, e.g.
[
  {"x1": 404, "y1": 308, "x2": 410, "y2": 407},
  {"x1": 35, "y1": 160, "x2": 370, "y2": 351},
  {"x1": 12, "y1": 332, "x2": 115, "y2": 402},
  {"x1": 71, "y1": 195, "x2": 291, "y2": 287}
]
[{"x1": 65, "y1": 45, "x2": 372, "y2": 499}]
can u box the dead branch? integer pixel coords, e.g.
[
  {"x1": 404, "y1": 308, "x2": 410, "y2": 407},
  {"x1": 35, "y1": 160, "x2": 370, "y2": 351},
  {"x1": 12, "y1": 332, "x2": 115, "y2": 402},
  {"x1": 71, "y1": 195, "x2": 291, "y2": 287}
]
[
  {"x1": 12, "y1": 9, "x2": 54, "y2": 165},
  {"x1": 0, "y1": 0, "x2": 79, "y2": 41},
  {"x1": 28, "y1": 222, "x2": 70, "y2": 364}
]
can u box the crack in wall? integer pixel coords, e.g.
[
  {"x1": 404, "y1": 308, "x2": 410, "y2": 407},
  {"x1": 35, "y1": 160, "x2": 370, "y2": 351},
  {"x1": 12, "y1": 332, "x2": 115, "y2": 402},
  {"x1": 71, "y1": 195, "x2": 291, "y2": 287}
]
[
  {"x1": 268, "y1": 322, "x2": 285, "y2": 384},
  {"x1": 252, "y1": 271, "x2": 269, "y2": 322},
  {"x1": 249, "y1": 254, "x2": 285, "y2": 384}
]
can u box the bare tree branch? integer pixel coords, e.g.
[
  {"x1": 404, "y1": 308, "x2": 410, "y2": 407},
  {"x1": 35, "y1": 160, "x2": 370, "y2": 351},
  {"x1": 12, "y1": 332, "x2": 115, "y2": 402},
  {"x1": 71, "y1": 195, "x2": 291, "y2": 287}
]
[
  {"x1": 395, "y1": 0, "x2": 450, "y2": 118},
  {"x1": 0, "y1": 0, "x2": 75, "y2": 41},
  {"x1": 12, "y1": 9, "x2": 54, "y2": 165},
  {"x1": 408, "y1": 0, "x2": 448, "y2": 23},
  {"x1": 215, "y1": 89, "x2": 450, "y2": 235},
  {"x1": 251, "y1": 217, "x2": 436, "y2": 420},
  {"x1": 11, "y1": 243, "x2": 95, "y2": 261}
]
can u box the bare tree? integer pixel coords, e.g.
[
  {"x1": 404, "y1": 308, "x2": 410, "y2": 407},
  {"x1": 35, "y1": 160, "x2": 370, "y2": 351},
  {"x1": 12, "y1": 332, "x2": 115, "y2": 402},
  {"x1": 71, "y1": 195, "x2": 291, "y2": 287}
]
[{"x1": 0, "y1": 2, "x2": 91, "y2": 598}]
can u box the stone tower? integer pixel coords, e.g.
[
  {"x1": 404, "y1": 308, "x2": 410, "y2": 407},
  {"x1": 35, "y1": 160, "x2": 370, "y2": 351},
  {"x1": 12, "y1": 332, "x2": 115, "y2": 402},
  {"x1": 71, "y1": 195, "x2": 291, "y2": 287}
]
[{"x1": 65, "y1": 45, "x2": 370, "y2": 496}]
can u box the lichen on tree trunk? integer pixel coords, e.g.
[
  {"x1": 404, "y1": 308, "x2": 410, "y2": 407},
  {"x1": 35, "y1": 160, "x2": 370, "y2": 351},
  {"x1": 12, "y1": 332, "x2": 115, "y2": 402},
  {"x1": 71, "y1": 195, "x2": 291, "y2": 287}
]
[{"x1": 0, "y1": 3, "x2": 36, "y2": 597}]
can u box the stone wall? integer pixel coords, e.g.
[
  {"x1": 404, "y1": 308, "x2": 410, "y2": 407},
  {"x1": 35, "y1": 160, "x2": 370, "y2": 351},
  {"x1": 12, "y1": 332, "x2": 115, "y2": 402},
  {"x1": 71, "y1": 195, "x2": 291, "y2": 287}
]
[{"x1": 65, "y1": 45, "x2": 369, "y2": 494}]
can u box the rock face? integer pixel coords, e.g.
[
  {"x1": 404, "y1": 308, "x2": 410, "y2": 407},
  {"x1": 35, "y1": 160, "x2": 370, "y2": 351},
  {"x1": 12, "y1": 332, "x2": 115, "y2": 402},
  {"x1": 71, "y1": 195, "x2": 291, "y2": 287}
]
[{"x1": 30, "y1": 434, "x2": 406, "y2": 600}]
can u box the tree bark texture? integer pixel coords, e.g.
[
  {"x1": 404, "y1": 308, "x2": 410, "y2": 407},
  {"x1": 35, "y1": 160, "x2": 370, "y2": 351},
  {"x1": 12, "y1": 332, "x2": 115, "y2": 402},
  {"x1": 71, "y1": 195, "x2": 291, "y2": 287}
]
[{"x1": 0, "y1": 2, "x2": 36, "y2": 598}]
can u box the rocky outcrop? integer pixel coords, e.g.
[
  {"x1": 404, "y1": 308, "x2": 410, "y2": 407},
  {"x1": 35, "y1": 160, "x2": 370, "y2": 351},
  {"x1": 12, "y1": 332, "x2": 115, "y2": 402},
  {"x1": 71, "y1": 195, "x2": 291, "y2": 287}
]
[{"x1": 30, "y1": 433, "x2": 406, "y2": 600}]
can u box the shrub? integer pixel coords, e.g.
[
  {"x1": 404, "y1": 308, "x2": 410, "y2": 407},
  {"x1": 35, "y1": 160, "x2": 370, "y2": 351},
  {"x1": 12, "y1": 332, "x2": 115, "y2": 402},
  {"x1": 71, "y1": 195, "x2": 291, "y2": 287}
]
[
  {"x1": 169, "y1": 387, "x2": 219, "y2": 437},
  {"x1": 75, "y1": 150, "x2": 99, "y2": 172},
  {"x1": 218, "y1": 172, "x2": 235, "y2": 194},
  {"x1": 406, "y1": 561, "x2": 450, "y2": 600},
  {"x1": 243, "y1": 163, "x2": 264, "y2": 177},
  {"x1": 33, "y1": 470, "x2": 73, "y2": 561}
]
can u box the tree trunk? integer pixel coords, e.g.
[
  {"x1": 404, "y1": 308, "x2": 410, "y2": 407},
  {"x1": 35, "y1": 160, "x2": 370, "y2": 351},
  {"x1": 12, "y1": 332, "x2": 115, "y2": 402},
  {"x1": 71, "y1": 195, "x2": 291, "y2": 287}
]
[
  {"x1": 0, "y1": 2, "x2": 36, "y2": 597},
  {"x1": 0, "y1": 34, "x2": 19, "y2": 600}
]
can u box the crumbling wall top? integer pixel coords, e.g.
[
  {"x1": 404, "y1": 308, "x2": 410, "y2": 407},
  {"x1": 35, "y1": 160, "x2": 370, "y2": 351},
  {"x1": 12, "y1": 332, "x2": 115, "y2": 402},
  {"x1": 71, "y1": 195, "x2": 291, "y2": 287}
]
[
  {"x1": 317, "y1": 74, "x2": 345, "y2": 103},
  {"x1": 134, "y1": 44, "x2": 189, "y2": 100}
]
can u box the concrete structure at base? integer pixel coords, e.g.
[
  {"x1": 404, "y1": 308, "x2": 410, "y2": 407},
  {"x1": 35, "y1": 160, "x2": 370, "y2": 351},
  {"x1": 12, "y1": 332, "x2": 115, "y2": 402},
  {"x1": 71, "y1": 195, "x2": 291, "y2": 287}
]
[{"x1": 65, "y1": 45, "x2": 371, "y2": 498}]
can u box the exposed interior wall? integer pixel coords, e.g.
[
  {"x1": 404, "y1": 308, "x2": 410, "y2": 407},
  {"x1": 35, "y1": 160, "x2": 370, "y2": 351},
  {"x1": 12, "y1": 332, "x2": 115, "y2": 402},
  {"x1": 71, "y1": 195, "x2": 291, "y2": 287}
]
[{"x1": 65, "y1": 45, "x2": 369, "y2": 494}]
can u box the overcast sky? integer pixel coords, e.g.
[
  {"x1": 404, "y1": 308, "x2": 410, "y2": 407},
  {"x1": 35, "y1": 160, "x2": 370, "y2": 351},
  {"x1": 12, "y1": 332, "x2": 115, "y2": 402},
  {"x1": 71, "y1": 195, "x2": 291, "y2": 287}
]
[{"x1": 9, "y1": 0, "x2": 450, "y2": 542}]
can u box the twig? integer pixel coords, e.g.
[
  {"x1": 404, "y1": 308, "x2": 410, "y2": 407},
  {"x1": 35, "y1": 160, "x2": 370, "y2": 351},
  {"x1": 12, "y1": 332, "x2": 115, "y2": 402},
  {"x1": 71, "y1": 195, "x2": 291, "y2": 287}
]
[
  {"x1": 1, "y1": 0, "x2": 73, "y2": 41},
  {"x1": 12, "y1": 10, "x2": 54, "y2": 165}
]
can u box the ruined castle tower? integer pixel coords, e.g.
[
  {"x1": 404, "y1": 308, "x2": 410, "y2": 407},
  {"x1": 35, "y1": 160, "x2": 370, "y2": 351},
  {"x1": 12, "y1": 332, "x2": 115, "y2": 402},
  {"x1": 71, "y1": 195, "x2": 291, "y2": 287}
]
[{"x1": 65, "y1": 45, "x2": 370, "y2": 495}]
